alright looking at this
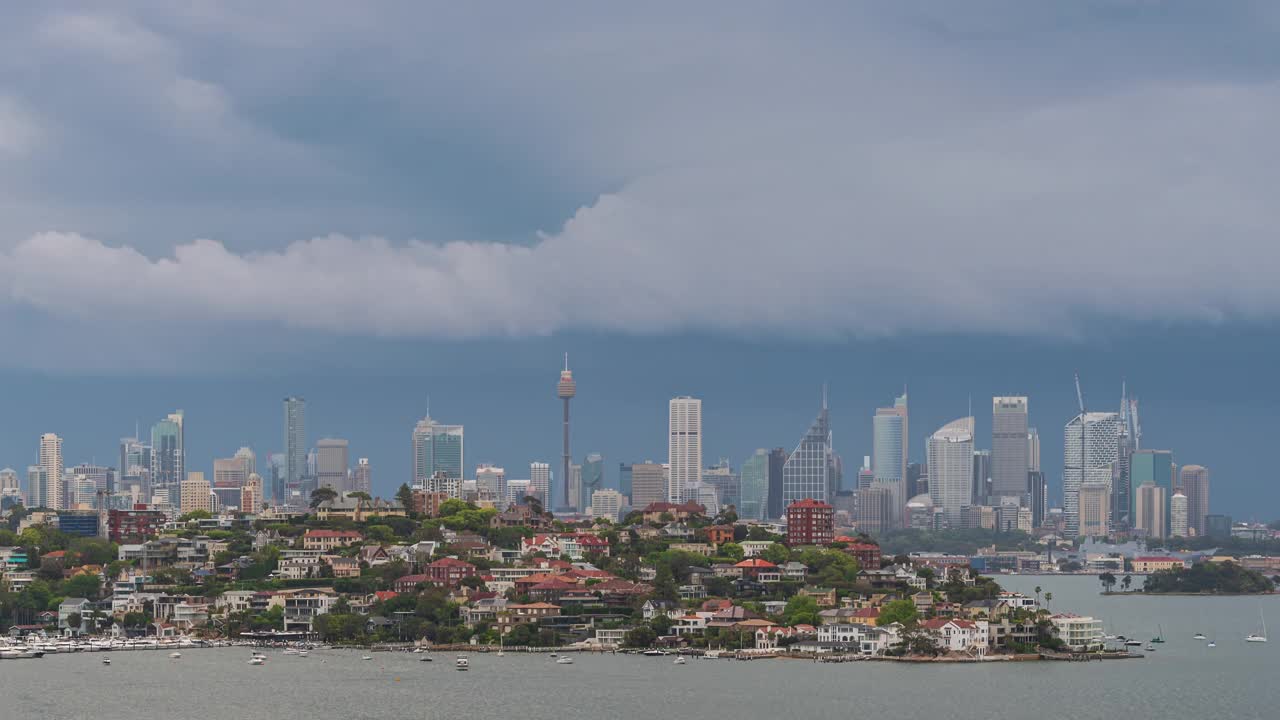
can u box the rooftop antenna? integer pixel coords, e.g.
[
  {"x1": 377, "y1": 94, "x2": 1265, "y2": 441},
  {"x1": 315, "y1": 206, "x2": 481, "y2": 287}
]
[
  {"x1": 822, "y1": 382, "x2": 828, "y2": 411},
  {"x1": 564, "y1": 352, "x2": 569, "y2": 372}
]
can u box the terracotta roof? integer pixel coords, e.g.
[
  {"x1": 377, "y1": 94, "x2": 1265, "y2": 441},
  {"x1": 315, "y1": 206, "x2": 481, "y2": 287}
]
[
  {"x1": 428, "y1": 557, "x2": 476, "y2": 569},
  {"x1": 787, "y1": 498, "x2": 833, "y2": 509},
  {"x1": 734, "y1": 558, "x2": 778, "y2": 569}
]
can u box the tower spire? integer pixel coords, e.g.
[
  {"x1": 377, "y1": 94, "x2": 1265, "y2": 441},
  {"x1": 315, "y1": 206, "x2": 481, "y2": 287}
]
[{"x1": 822, "y1": 383, "x2": 828, "y2": 411}]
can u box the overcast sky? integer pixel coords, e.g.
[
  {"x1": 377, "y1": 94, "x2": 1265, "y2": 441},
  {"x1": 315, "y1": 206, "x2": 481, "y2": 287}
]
[{"x1": 1, "y1": 3, "x2": 1276, "y2": 516}]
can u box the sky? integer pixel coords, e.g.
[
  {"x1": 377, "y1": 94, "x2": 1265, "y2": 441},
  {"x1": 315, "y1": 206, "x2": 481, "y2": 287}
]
[{"x1": 1, "y1": 2, "x2": 1278, "y2": 518}]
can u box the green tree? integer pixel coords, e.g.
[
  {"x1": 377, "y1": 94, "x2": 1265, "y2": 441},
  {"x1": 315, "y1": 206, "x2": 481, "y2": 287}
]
[
  {"x1": 1121, "y1": 574, "x2": 1132, "y2": 592},
  {"x1": 649, "y1": 614, "x2": 675, "y2": 636},
  {"x1": 877, "y1": 598, "x2": 919, "y2": 627},
  {"x1": 309, "y1": 487, "x2": 339, "y2": 508},
  {"x1": 783, "y1": 594, "x2": 820, "y2": 626},
  {"x1": 651, "y1": 564, "x2": 678, "y2": 602},
  {"x1": 396, "y1": 483, "x2": 416, "y2": 514},
  {"x1": 718, "y1": 543, "x2": 745, "y2": 561},
  {"x1": 624, "y1": 625, "x2": 658, "y2": 647},
  {"x1": 62, "y1": 573, "x2": 102, "y2": 600},
  {"x1": 761, "y1": 543, "x2": 790, "y2": 565},
  {"x1": 1099, "y1": 571, "x2": 1117, "y2": 594},
  {"x1": 65, "y1": 612, "x2": 82, "y2": 632}
]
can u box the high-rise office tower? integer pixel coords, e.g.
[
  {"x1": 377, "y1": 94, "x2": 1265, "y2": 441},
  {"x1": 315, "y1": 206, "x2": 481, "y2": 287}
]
[
  {"x1": 1078, "y1": 483, "x2": 1111, "y2": 538},
  {"x1": 739, "y1": 449, "x2": 769, "y2": 521},
  {"x1": 1130, "y1": 449, "x2": 1174, "y2": 527},
  {"x1": 119, "y1": 436, "x2": 152, "y2": 496},
  {"x1": 351, "y1": 458, "x2": 372, "y2": 495},
  {"x1": 1134, "y1": 482, "x2": 1168, "y2": 539},
  {"x1": 872, "y1": 392, "x2": 908, "y2": 520},
  {"x1": 26, "y1": 466, "x2": 44, "y2": 509},
  {"x1": 1179, "y1": 465, "x2": 1209, "y2": 536},
  {"x1": 1027, "y1": 428, "x2": 1041, "y2": 473},
  {"x1": 703, "y1": 459, "x2": 740, "y2": 511},
  {"x1": 213, "y1": 451, "x2": 253, "y2": 487},
  {"x1": 668, "y1": 397, "x2": 702, "y2": 503},
  {"x1": 1170, "y1": 491, "x2": 1189, "y2": 538},
  {"x1": 315, "y1": 438, "x2": 350, "y2": 492},
  {"x1": 766, "y1": 448, "x2": 787, "y2": 519},
  {"x1": 1027, "y1": 470, "x2": 1046, "y2": 527},
  {"x1": 284, "y1": 397, "x2": 306, "y2": 490},
  {"x1": 579, "y1": 454, "x2": 604, "y2": 510},
  {"x1": 268, "y1": 453, "x2": 285, "y2": 505},
  {"x1": 927, "y1": 418, "x2": 974, "y2": 527},
  {"x1": 991, "y1": 397, "x2": 1029, "y2": 503},
  {"x1": 590, "y1": 489, "x2": 625, "y2": 522},
  {"x1": 618, "y1": 463, "x2": 633, "y2": 501},
  {"x1": 39, "y1": 433, "x2": 64, "y2": 510},
  {"x1": 1113, "y1": 387, "x2": 1141, "y2": 529},
  {"x1": 783, "y1": 390, "x2": 833, "y2": 506},
  {"x1": 1063, "y1": 412, "x2": 1121, "y2": 537},
  {"x1": 566, "y1": 463, "x2": 582, "y2": 512},
  {"x1": 557, "y1": 355, "x2": 576, "y2": 512},
  {"x1": 150, "y1": 411, "x2": 184, "y2": 493},
  {"x1": 972, "y1": 450, "x2": 992, "y2": 506},
  {"x1": 476, "y1": 464, "x2": 507, "y2": 503},
  {"x1": 505, "y1": 479, "x2": 531, "y2": 508},
  {"x1": 905, "y1": 462, "x2": 924, "y2": 499},
  {"x1": 0, "y1": 468, "x2": 17, "y2": 493},
  {"x1": 413, "y1": 416, "x2": 464, "y2": 485},
  {"x1": 630, "y1": 462, "x2": 667, "y2": 509},
  {"x1": 530, "y1": 462, "x2": 551, "y2": 504}
]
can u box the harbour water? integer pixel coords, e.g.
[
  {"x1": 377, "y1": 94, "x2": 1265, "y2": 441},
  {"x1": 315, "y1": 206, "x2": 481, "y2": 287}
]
[{"x1": 2, "y1": 576, "x2": 1276, "y2": 719}]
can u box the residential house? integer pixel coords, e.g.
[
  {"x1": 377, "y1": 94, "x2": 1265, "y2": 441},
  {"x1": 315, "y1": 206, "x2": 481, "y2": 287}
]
[
  {"x1": 301, "y1": 529, "x2": 363, "y2": 552},
  {"x1": 669, "y1": 543, "x2": 714, "y2": 557},
  {"x1": 781, "y1": 562, "x2": 809, "y2": 583},
  {"x1": 497, "y1": 602, "x2": 561, "y2": 635},
  {"x1": 739, "y1": 541, "x2": 776, "y2": 558},
  {"x1": 797, "y1": 586, "x2": 838, "y2": 608},
  {"x1": 58, "y1": 598, "x2": 92, "y2": 634},
  {"x1": 640, "y1": 501, "x2": 705, "y2": 523},
  {"x1": 734, "y1": 558, "x2": 780, "y2": 582},
  {"x1": 426, "y1": 558, "x2": 479, "y2": 588},
  {"x1": 1049, "y1": 614, "x2": 1104, "y2": 651},
  {"x1": 1132, "y1": 556, "x2": 1185, "y2": 573},
  {"x1": 704, "y1": 525, "x2": 735, "y2": 546},
  {"x1": 280, "y1": 588, "x2": 339, "y2": 632},
  {"x1": 920, "y1": 618, "x2": 989, "y2": 654}
]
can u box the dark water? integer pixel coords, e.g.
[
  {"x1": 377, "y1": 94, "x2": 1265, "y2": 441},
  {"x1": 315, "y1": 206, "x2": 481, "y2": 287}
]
[{"x1": 2, "y1": 576, "x2": 1277, "y2": 720}]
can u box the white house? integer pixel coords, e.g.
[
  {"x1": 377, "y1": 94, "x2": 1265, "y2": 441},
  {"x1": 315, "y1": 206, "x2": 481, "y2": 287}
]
[{"x1": 920, "y1": 619, "x2": 989, "y2": 654}]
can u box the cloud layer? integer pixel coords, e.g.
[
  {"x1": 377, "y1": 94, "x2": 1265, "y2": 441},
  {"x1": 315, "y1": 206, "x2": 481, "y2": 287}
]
[{"x1": 3, "y1": 3, "x2": 1280, "y2": 356}]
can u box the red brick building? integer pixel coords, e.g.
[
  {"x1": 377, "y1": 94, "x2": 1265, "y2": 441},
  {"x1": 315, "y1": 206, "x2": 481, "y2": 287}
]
[
  {"x1": 411, "y1": 490, "x2": 451, "y2": 517},
  {"x1": 108, "y1": 507, "x2": 167, "y2": 542},
  {"x1": 425, "y1": 557, "x2": 479, "y2": 587},
  {"x1": 834, "y1": 536, "x2": 883, "y2": 570},
  {"x1": 786, "y1": 499, "x2": 834, "y2": 546}
]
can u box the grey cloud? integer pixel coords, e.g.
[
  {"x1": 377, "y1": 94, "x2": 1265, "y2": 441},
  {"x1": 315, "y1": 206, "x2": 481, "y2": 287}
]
[{"x1": 1, "y1": 3, "x2": 1279, "y2": 363}]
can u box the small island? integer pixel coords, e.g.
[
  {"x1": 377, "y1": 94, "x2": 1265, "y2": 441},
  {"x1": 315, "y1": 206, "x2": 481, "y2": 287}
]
[{"x1": 1142, "y1": 561, "x2": 1276, "y2": 595}]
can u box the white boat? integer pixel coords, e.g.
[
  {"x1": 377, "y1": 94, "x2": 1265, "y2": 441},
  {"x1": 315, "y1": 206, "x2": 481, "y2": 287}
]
[
  {"x1": 249, "y1": 657, "x2": 265, "y2": 665},
  {"x1": 419, "y1": 655, "x2": 433, "y2": 662},
  {"x1": 673, "y1": 656, "x2": 687, "y2": 665},
  {"x1": 1246, "y1": 607, "x2": 1268, "y2": 643},
  {"x1": 101, "y1": 657, "x2": 111, "y2": 665},
  {"x1": 556, "y1": 656, "x2": 574, "y2": 664},
  {"x1": 282, "y1": 648, "x2": 299, "y2": 656},
  {"x1": 1206, "y1": 641, "x2": 1217, "y2": 648},
  {"x1": 169, "y1": 652, "x2": 182, "y2": 659},
  {"x1": 360, "y1": 655, "x2": 372, "y2": 661},
  {"x1": 642, "y1": 649, "x2": 667, "y2": 656},
  {"x1": 456, "y1": 656, "x2": 469, "y2": 671},
  {"x1": 1144, "y1": 644, "x2": 1155, "y2": 651},
  {"x1": 1123, "y1": 640, "x2": 1142, "y2": 647},
  {"x1": 1193, "y1": 633, "x2": 1206, "y2": 640},
  {"x1": 298, "y1": 650, "x2": 309, "y2": 657}
]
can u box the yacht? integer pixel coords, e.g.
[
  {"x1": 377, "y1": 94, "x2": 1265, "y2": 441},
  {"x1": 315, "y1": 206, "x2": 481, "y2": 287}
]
[
  {"x1": 1144, "y1": 644, "x2": 1155, "y2": 652},
  {"x1": 456, "y1": 656, "x2": 470, "y2": 671},
  {"x1": 642, "y1": 649, "x2": 668, "y2": 656},
  {"x1": 1193, "y1": 633, "x2": 1206, "y2": 640},
  {"x1": 249, "y1": 656, "x2": 265, "y2": 665},
  {"x1": 673, "y1": 656, "x2": 687, "y2": 665},
  {"x1": 1206, "y1": 641, "x2": 1217, "y2": 648},
  {"x1": 101, "y1": 657, "x2": 111, "y2": 665},
  {"x1": 555, "y1": 656, "x2": 574, "y2": 664},
  {"x1": 419, "y1": 655, "x2": 433, "y2": 662},
  {"x1": 1123, "y1": 639, "x2": 1142, "y2": 647},
  {"x1": 298, "y1": 650, "x2": 309, "y2": 657},
  {"x1": 1245, "y1": 607, "x2": 1267, "y2": 643},
  {"x1": 169, "y1": 652, "x2": 182, "y2": 659},
  {"x1": 1151, "y1": 625, "x2": 1165, "y2": 643}
]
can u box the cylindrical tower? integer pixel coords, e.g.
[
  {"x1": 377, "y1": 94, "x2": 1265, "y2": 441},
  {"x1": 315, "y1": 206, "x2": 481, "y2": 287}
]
[{"x1": 556, "y1": 354, "x2": 576, "y2": 512}]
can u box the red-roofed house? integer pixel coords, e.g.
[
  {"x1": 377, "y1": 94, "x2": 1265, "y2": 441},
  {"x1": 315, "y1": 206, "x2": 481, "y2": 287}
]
[
  {"x1": 920, "y1": 618, "x2": 989, "y2": 653},
  {"x1": 393, "y1": 574, "x2": 431, "y2": 593},
  {"x1": 640, "y1": 502, "x2": 706, "y2": 523},
  {"x1": 302, "y1": 529, "x2": 363, "y2": 552},
  {"x1": 734, "y1": 558, "x2": 781, "y2": 582},
  {"x1": 834, "y1": 539, "x2": 882, "y2": 570}
]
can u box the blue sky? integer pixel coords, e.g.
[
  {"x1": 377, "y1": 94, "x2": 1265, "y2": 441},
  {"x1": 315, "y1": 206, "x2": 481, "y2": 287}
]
[{"x1": 1, "y1": 3, "x2": 1278, "y2": 518}]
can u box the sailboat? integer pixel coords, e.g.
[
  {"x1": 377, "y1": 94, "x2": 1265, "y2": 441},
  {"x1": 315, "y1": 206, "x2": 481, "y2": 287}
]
[
  {"x1": 1151, "y1": 625, "x2": 1165, "y2": 643},
  {"x1": 1193, "y1": 633, "x2": 1206, "y2": 640},
  {"x1": 1245, "y1": 607, "x2": 1267, "y2": 643}
]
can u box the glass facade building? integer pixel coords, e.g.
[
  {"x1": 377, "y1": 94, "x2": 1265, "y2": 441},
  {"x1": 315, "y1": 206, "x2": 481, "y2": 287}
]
[
  {"x1": 413, "y1": 416, "x2": 464, "y2": 485},
  {"x1": 739, "y1": 449, "x2": 769, "y2": 521},
  {"x1": 782, "y1": 397, "x2": 833, "y2": 506}
]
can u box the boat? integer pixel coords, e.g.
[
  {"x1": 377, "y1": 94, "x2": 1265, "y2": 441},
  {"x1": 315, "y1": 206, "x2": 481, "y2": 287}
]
[
  {"x1": 360, "y1": 655, "x2": 373, "y2": 661},
  {"x1": 1144, "y1": 644, "x2": 1155, "y2": 651},
  {"x1": 456, "y1": 656, "x2": 469, "y2": 671},
  {"x1": 1193, "y1": 633, "x2": 1206, "y2": 640},
  {"x1": 419, "y1": 655, "x2": 433, "y2": 662},
  {"x1": 642, "y1": 649, "x2": 667, "y2": 656},
  {"x1": 1151, "y1": 625, "x2": 1165, "y2": 643},
  {"x1": 169, "y1": 652, "x2": 182, "y2": 659},
  {"x1": 101, "y1": 657, "x2": 111, "y2": 665},
  {"x1": 1123, "y1": 640, "x2": 1142, "y2": 647},
  {"x1": 556, "y1": 656, "x2": 574, "y2": 664},
  {"x1": 1207, "y1": 641, "x2": 1217, "y2": 648},
  {"x1": 1245, "y1": 606, "x2": 1267, "y2": 643},
  {"x1": 549, "y1": 652, "x2": 558, "y2": 658},
  {"x1": 249, "y1": 656, "x2": 265, "y2": 665},
  {"x1": 298, "y1": 650, "x2": 309, "y2": 657},
  {"x1": 673, "y1": 656, "x2": 687, "y2": 665}
]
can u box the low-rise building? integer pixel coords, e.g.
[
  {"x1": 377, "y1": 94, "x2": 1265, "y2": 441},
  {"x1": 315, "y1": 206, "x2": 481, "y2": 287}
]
[
  {"x1": 301, "y1": 529, "x2": 363, "y2": 552},
  {"x1": 1131, "y1": 556, "x2": 1185, "y2": 574},
  {"x1": 1049, "y1": 613, "x2": 1104, "y2": 651}
]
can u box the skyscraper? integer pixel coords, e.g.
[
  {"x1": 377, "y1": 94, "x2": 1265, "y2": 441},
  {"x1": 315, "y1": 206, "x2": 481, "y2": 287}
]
[
  {"x1": 150, "y1": 410, "x2": 184, "y2": 494},
  {"x1": 1027, "y1": 428, "x2": 1041, "y2": 473},
  {"x1": 766, "y1": 448, "x2": 787, "y2": 519},
  {"x1": 972, "y1": 450, "x2": 991, "y2": 506},
  {"x1": 630, "y1": 462, "x2": 667, "y2": 509},
  {"x1": 566, "y1": 463, "x2": 582, "y2": 512},
  {"x1": 1134, "y1": 482, "x2": 1167, "y2": 539},
  {"x1": 991, "y1": 396, "x2": 1030, "y2": 503},
  {"x1": 529, "y1": 462, "x2": 551, "y2": 504},
  {"x1": 579, "y1": 453, "x2": 604, "y2": 510},
  {"x1": 703, "y1": 459, "x2": 740, "y2": 511},
  {"x1": 241, "y1": 473, "x2": 264, "y2": 514},
  {"x1": 1078, "y1": 483, "x2": 1111, "y2": 538},
  {"x1": 872, "y1": 392, "x2": 908, "y2": 521},
  {"x1": 1179, "y1": 465, "x2": 1210, "y2": 536},
  {"x1": 284, "y1": 397, "x2": 306, "y2": 491},
  {"x1": 1063, "y1": 412, "x2": 1120, "y2": 537},
  {"x1": 557, "y1": 355, "x2": 576, "y2": 512},
  {"x1": 39, "y1": 433, "x2": 64, "y2": 510},
  {"x1": 268, "y1": 453, "x2": 285, "y2": 505},
  {"x1": 119, "y1": 436, "x2": 152, "y2": 496},
  {"x1": 352, "y1": 458, "x2": 372, "y2": 495},
  {"x1": 618, "y1": 463, "x2": 633, "y2": 500},
  {"x1": 213, "y1": 451, "x2": 253, "y2": 487},
  {"x1": 476, "y1": 464, "x2": 507, "y2": 503},
  {"x1": 739, "y1": 449, "x2": 769, "y2": 521},
  {"x1": 412, "y1": 416, "x2": 464, "y2": 485},
  {"x1": 1170, "y1": 491, "x2": 1189, "y2": 538},
  {"x1": 668, "y1": 397, "x2": 702, "y2": 503},
  {"x1": 180, "y1": 472, "x2": 213, "y2": 515},
  {"x1": 1130, "y1": 449, "x2": 1174, "y2": 526},
  {"x1": 783, "y1": 390, "x2": 833, "y2": 506},
  {"x1": 927, "y1": 417, "x2": 974, "y2": 527},
  {"x1": 315, "y1": 438, "x2": 350, "y2": 492}
]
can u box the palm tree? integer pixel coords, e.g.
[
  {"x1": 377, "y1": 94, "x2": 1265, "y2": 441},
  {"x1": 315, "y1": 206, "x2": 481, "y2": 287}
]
[
  {"x1": 1043, "y1": 592, "x2": 1053, "y2": 612},
  {"x1": 1099, "y1": 572, "x2": 1117, "y2": 594},
  {"x1": 1121, "y1": 574, "x2": 1132, "y2": 592},
  {"x1": 1034, "y1": 585, "x2": 1042, "y2": 607}
]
